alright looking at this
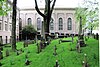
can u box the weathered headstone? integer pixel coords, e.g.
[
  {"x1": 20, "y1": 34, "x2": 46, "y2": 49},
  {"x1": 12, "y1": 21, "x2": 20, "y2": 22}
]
[
  {"x1": 96, "y1": 33, "x2": 99, "y2": 40},
  {"x1": 36, "y1": 43, "x2": 40, "y2": 53},
  {"x1": 72, "y1": 35, "x2": 74, "y2": 43},
  {"x1": 54, "y1": 60, "x2": 60, "y2": 67},
  {"x1": 23, "y1": 40, "x2": 28, "y2": 47},
  {"x1": 25, "y1": 59, "x2": 31, "y2": 65},
  {"x1": 6, "y1": 49, "x2": 9, "y2": 57},
  {"x1": 53, "y1": 45, "x2": 57, "y2": 56},
  {"x1": 0, "y1": 47, "x2": 3, "y2": 51},
  {"x1": 76, "y1": 43, "x2": 81, "y2": 53},
  {"x1": 0, "y1": 51, "x2": 3, "y2": 59},
  {"x1": 0, "y1": 62, "x2": 2, "y2": 66}
]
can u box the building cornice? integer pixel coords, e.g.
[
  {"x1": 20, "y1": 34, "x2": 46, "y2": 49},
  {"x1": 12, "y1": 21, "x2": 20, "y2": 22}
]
[
  {"x1": 20, "y1": 8, "x2": 76, "y2": 11},
  {"x1": 7, "y1": 0, "x2": 20, "y2": 11}
]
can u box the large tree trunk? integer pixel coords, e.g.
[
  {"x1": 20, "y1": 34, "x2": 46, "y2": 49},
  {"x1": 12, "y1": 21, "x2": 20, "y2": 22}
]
[
  {"x1": 78, "y1": 16, "x2": 83, "y2": 40},
  {"x1": 35, "y1": 0, "x2": 56, "y2": 41},
  {"x1": 11, "y1": 0, "x2": 17, "y2": 51}
]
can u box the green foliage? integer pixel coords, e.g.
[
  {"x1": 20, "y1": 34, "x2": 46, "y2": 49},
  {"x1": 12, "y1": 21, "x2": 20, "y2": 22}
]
[
  {"x1": 75, "y1": 7, "x2": 87, "y2": 27},
  {"x1": 79, "y1": 0, "x2": 99, "y2": 29},
  {"x1": 1, "y1": 37, "x2": 99, "y2": 67},
  {"x1": 0, "y1": 0, "x2": 11, "y2": 16},
  {"x1": 22, "y1": 25, "x2": 37, "y2": 35}
]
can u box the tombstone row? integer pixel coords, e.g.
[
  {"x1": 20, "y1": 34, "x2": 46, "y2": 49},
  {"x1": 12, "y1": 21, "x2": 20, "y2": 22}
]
[{"x1": 23, "y1": 40, "x2": 35, "y2": 48}]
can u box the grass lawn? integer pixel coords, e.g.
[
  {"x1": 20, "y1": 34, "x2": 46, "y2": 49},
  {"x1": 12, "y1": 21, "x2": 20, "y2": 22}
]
[{"x1": 0, "y1": 37, "x2": 99, "y2": 67}]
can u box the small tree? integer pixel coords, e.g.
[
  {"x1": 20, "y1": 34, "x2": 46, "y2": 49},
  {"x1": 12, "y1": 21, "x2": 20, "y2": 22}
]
[{"x1": 22, "y1": 25, "x2": 37, "y2": 40}]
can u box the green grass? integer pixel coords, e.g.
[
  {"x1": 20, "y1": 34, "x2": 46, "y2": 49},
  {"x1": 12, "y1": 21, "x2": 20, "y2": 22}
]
[{"x1": 0, "y1": 37, "x2": 99, "y2": 67}]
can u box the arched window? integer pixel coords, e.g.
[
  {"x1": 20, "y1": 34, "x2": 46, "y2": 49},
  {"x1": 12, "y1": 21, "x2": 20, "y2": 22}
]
[
  {"x1": 37, "y1": 17, "x2": 41, "y2": 30},
  {"x1": 19, "y1": 18, "x2": 22, "y2": 30},
  {"x1": 50, "y1": 18, "x2": 54, "y2": 30},
  {"x1": 27, "y1": 18, "x2": 32, "y2": 25},
  {"x1": 67, "y1": 18, "x2": 72, "y2": 30},
  {"x1": 59, "y1": 18, "x2": 63, "y2": 30}
]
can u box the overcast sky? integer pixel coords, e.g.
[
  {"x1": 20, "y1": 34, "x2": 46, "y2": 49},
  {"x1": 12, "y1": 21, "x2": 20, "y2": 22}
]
[{"x1": 10, "y1": 0, "x2": 85, "y2": 9}]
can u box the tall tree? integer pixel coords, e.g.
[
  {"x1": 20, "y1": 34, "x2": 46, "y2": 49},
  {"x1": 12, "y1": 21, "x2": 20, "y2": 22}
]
[
  {"x1": 11, "y1": 0, "x2": 17, "y2": 51},
  {"x1": 35, "y1": 0, "x2": 56, "y2": 41},
  {"x1": 83, "y1": 0, "x2": 99, "y2": 34},
  {"x1": 75, "y1": 7, "x2": 87, "y2": 36}
]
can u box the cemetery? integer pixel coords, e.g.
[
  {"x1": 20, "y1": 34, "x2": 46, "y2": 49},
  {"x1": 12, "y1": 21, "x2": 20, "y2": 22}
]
[
  {"x1": 0, "y1": 36, "x2": 99, "y2": 67},
  {"x1": 0, "y1": 0, "x2": 99, "y2": 67}
]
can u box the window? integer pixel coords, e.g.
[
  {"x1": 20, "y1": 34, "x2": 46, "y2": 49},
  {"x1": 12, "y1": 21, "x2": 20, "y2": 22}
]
[
  {"x1": 5, "y1": 21, "x2": 8, "y2": 31},
  {"x1": 59, "y1": 18, "x2": 63, "y2": 30},
  {"x1": 0, "y1": 36, "x2": 2, "y2": 42},
  {"x1": 19, "y1": 18, "x2": 22, "y2": 30},
  {"x1": 37, "y1": 17, "x2": 41, "y2": 30},
  {"x1": 50, "y1": 18, "x2": 54, "y2": 30},
  {"x1": 0, "y1": 23, "x2": 1, "y2": 30},
  {"x1": 27, "y1": 18, "x2": 32, "y2": 25},
  {"x1": 67, "y1": 18, "x2": 72, "y2": 30}
]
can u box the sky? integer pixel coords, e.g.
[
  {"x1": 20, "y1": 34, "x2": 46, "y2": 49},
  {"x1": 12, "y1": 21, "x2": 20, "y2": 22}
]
[{"x1": 10, "y1": 0, "x2": 84, "y2": 9}]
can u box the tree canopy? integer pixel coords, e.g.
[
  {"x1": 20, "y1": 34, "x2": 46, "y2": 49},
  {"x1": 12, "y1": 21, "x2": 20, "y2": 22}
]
[
  {"x1": 22, "y1": 25, "x2": 37, "y2": 35},
  {"x1": 0, "y1": 0, "x2": 11, "y2": 16}
]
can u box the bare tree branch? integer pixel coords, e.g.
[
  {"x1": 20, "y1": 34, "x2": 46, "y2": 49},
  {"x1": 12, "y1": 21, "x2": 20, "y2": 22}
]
[
  {"x1": 50, "y1": 0, "x2": 56, "y2": 15},
  {"x1": 34, "y1": 0, "x2": 46, "y2": 18}
]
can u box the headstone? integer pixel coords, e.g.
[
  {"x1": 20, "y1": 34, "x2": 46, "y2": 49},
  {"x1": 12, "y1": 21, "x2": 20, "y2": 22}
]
[
  {"x1": 53, "y1": 45, "x2": 57, "y2": 56},
  {"x1": 54, "y1": 60, "x2": 60, "y2": 67},
  {"x1": 78, "y1": 40, "x2": 86, "y2": 47},
  {"x1": 0, "y1": 62, "x2": 2, "y2": 66},
  {"x1": 16, "y1": 50, "x2": 19, "y2": 55},
  {"x1": 0, "y1": 47, "x2": 3, "y2": 51},
  {"x1": 6, "y1": 49, "x2": 9, "y2": 57},
  {"x1": 36, "y1": 43, "x2": 40, "y2": 53},
  {"x1": 0, "y1": 51, "x2": 3, "y2": 59},
  {"x1": 25, "y1": 59, "x2": 31, "y2": 65},
  {"x1": 72, "y1": 35, "x2": 74, "y2": 43},
  {"x1": 96, "y1": 33, "x2": 99, "y2": 40},
  {"x1": 23, "y1": 40, "x2": 28, "y2": 47},
  {"x1": 76, "y1": 43, "x2": 80, "y2": 53}
]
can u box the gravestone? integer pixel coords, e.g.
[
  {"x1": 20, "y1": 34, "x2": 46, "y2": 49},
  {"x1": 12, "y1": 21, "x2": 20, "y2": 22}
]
[
  {"x1": 0, "y1": 51, "x2": 3, "y2": 59},
  {"x1": 76, "y1": 43, "x2": 81, "y2": 53},
  {"x1": 16, "y1": 50, "x2": 19, "y2": 55},
  {"x1": 96, "y1": 33, "x2": 99, "y2": 40},
  {"x1": 0, "y1": 47, "x2": 3, "y2": 51},
  {"x1": 36, "y1": 43, "x2": 40, "y2": 53},
  {"x1": 59, "y1": 39, "x2": 61, "y2": 44},
  {"x1": 40, "y1": 40, "x2": 43, "y2": 49},
  {"x1": 54, "y1": 60, "x2": 60, "y2": 67},
  {"x1": 25, "y1": 59, "x2": 31, "y2": 65},
  {"x1": 72, "y1": 35, "x2": 74, "y2": 43},
  {"x1": 53, "y1": 45, "x2": 57, "y2": 56},
  {"x1": 23, "y1": 40, "x2": 28, "y2": 47},
  {"x1": 6, "y1": 49, "x2": 9, "y2": 57},
  {"x1": 0, "y1": 62, "x2": 2, "y2": 66}
]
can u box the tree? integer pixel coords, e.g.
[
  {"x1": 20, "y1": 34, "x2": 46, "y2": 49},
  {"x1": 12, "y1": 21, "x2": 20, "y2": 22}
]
[
  {"x1": 0, "y1": 0, "x2": 11, "y2": 16},
  {"x1": 34, "y1": 0, "x2": 56, "y2": 41},
  {"x1": 75, "y1": 7, "x2": 87, "y2": 36},
  {"x1": 83, "y1": 0, "x2": 99, "y2": 34},
  {"x1": 11, "y1": 0, "x2": 17, "y2": 51},
  {"x1": 22, "y1": 25, "x2": 37, "y2": 40}
]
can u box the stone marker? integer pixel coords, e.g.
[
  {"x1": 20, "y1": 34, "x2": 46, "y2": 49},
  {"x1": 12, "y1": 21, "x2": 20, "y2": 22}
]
[
  {"x1": 76, "y1": 43, "x2": 80, "y2": 53},
  {"x1": 0, "y1": 62, "x2": 2, "y2": 66},
  {"x1": 82, "y1": 54, "x2": 89, "y2": 67},
  {"x1": 54, "y1": 60, "x2": 60, "y2": 67},
  {"x1": 6, "y1": 49, "x2": 9, "y2": 57},
  {"x1": 25, "y1": 59, "x2": 31, "y2": 65},
  {"x1": 36, "y1": 43, "x2": 40, "y2": 53},
  {"x1": 0, "y1": 51, "x2": 3, "y2": 60},
  {"x1": 53, "y1": 45, "x2": 57, "y2": 56}
]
